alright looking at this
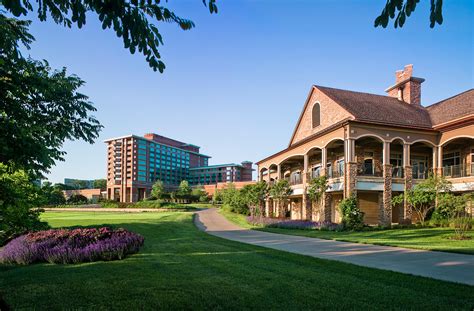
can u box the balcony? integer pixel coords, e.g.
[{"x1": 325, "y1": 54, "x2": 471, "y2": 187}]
[
  {"x1": 391, "y1": 166, "x2": 404, "y2": 178},
  {"x1": 442, "y1": 164, "x2": 473, "y2": 178},
  {"x1": 327, "y1": 167, "x2": 344, "y2": 179},
  {"x1": 357, "y1": 164, "x2": 381, "y2": 177},
  {"x1": 412, "y1": 166, "x2": 431, "y2": 180},
  {"x1": 285, "y1": 176, "x2": 302, "y2": 186}
]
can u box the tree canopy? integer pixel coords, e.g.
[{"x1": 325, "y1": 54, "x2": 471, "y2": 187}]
[
  {"x1": 1, "y1": 0, "x2": 217, "y2": 72},
  {"x1": 375, "y1": 0, "x2": 443, "y2": 28}
]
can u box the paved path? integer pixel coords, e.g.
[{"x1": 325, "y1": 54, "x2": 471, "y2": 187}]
[{"x1": 195, "y1": 208, "x2": 474, "y2": 286}]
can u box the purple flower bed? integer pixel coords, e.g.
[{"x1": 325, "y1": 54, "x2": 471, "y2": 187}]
[
  {"x1": 247, "y1": 216, "x2": 341, "y2": 231},
  {"x1": 0, "y1": 227, "x2": 144, "y2": 265}
]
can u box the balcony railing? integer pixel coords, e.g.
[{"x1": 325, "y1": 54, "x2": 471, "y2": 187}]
[
  {"x1": 392, "y1": 166, "x2": 404, "y2": 178},
  {"x1": 358, "y1": 164, "x2": 382, "y2": 177},
  {"x1": 307, "y1": 170, "x2": 321, "y2": 181},
  {"x1": 412, "y1": 166, "x2": 431, "y2": 179},
  {"x1": 327, "y1": 167, "x2": 344, "y2": 179},
  {"x1": 442, "y1": 164, "x2": 473, "y2": 178},
  {"x1": 285, "y1": 176, "x2": 302, "y2": 185}
]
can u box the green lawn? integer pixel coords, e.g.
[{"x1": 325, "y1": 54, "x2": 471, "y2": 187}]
[
  {"x1": 1, "y1": 212, "x2": 473, "y2": 309},
  {"x1": 217, "y1": 209, "x2": 474, "y2": 255},
  {"x1": 258, "y1": 226, "x2": 474, "y2": 255}
]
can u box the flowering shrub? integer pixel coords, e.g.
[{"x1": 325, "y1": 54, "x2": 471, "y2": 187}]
[
  {"x1": 246, "y1": 216, "x2": 341, "y2": 231},
  {"x1": 338, "y1": 196, "x2": 365, "y2": 231},
  {"x1": 0, "y1": 227, "x2": 144, "y2": 265}
]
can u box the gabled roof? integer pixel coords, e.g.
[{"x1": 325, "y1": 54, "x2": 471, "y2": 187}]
[
  {"x1": 316, "y1": 85, "x2": 433, "y2": 129},
  {"x1": 426, "y1": 89, "x2": 474, "y2": 126}
]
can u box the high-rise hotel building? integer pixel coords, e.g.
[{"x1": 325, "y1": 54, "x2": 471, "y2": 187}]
[{"x1": 105, "y1": 133, "x2": 253, "y2": 202}]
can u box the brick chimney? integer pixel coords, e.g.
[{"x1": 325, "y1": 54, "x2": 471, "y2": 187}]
[{"x1": 385, "y1": 64, "x2": 425, "y2": 105}]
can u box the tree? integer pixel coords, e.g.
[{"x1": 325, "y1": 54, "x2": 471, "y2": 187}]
[
  {"x1": 177, "y1": 180, "x2": 192, "y2": 197},
  {"x1": 0, "y1": 163, "x2": 48, "y2": 245},
  {"x1": 1, "y1": 15, "x2": 102, "y2": 178},
  {"x1": 151, "y1": 180, "x2": 165, "y2": 200},
  {"x1": 269, "y1": 179, "x2": 292, "y2": 218},
  {"x1": 93, "y1": 179, "x2": 107, "y2": 191},
  {"x1": 338, "y1": 196, "x2": 364, "y2": 231},
  {"x1": 375, "y1": 0, "x2": 443, "y2": 28},
  {"x1": 307, "y1": 176, "x2": 329, "y2": 217},
  {"x1": 241, "y1": 182, "x2": 268, "y2": 217},
  {"x1": 220, "y1": 183, "x2": 248, "y2": 215},
  {"x1": 2, "y1": 0, "x2": 218, "y2": 72},
  {"x1": 67, "y1": 194, "x2": 88, "y2": 204},
  {"x1": 393, "y1": 174, "x2": 451, "y2": 226},
  {"x1": 191, "y1": 186, "x2": 208, "y2": 203},
  {"x1": 40, "y1": 182, "x2": 66, "y2": 205}
]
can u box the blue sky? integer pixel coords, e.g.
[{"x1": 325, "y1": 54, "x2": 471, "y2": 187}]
[{"x1": 23, "y1": 0, "x2": 473, "y2": 183}]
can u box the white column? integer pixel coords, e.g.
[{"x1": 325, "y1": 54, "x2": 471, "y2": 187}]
[
  {"x1": 403, "y1": 144, "x2": 411, "y2": 167},
  {"x1": 438, "y1": 146, "x2": 443, "y2": 170},
  {"x1": 432, "y1": 147, "x2": 438, "y2": 171},
  {"x1": 322, "y1": 148, "x2": 327, "y2": 168},
  {"x1": 277, "y1": 164, "x2": 281, "y2": 180},
  {"x1": 383, "y1": 142, "x2": 390, "y2": 165}
]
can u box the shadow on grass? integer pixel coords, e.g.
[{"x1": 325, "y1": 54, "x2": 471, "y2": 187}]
[{"x1": 1, "y1": 214, "x2": 474, "y2": 310}]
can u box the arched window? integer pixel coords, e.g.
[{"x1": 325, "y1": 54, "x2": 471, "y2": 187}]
[{"x1": 312, "y1": 103, "x2": 320, "y2": 128}]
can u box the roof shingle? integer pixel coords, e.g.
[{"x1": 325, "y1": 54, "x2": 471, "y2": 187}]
[
  {"x1": 316, "y1": 85, "x2": 433, "y2": 129},
  {"x1": 426, "y1": 89, "x2": 474, "y2": 126}
]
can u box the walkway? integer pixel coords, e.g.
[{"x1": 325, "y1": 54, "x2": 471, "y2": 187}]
[{"x1": 194, "y1": 208, "x2": 474, "y2": 286}]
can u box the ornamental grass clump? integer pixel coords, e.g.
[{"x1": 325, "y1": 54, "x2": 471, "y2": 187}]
[{"x1": 0, "y1": 227, "x2": 144, "y2": 265}]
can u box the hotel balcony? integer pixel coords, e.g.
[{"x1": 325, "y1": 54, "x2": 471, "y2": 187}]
[{"x1": 442, "y1": 164, "x2": 474, "y2": 178}]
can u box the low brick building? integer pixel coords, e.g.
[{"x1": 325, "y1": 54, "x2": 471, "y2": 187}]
[{"x1": 256, "y1": 65, "x2": 473, "y2": 226}]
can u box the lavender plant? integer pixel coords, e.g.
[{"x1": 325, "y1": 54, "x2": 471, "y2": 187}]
[{"x1": 0, "y1": 227, "x2": 144, "y2": 265}]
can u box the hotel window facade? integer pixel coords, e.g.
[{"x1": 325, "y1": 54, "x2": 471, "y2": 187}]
[{"x1": 105, "y1": 133, "x2": 252, "y2": 202}]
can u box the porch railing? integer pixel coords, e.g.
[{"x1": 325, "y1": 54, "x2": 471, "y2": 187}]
[
  {"x1": 307, "y1": 170, "x2": 321, "y2": 181},
  {"x1": 358, "y1": 164, "x2": 383, "y2": 177},
  {"x1": 442, "y1": 164, "x2": 473, "y2": 178},
  {"x1": 391, "y1": 166, "x2": 404, "y2": 178},
  {"x1": 412, "y1": 166, "x2": 431, "y2": 179},
  {"x1": 284, "y1": 176, "x2": 302, "y2": 185},
  {"x1": 327, "y1": 167, "x2": 344, "y2": 179}
]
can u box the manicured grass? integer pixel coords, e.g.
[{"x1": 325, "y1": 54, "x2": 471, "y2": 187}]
[
  {"x1": 218, "y1": 209, "x2": 474, "y2": 255},
  {"x1": 218, "y1": 208, "x2": 255, "y2": 229},
  {"x1": 219, "y1": 210, "x2": 474, "y2": 255},
  {"x1": 258, "y1": 227, "x2": 474, "y2": 255},
  {"x1": 1, "y1": 212, "x2": 473, "y2": 309}
]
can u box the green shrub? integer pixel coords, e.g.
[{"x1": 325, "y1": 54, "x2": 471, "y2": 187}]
[
  {"x1": 338, "y1": 196, "x2": 364, "y2": 231},
  {"x1": 134, "y1": 200, "x2": 162, "y2": 208},
  {"x1": 67, "y1": 194, "x2": 88, "y2": 204},
  {"x1": 0, "y1": 164, "x2": 48, "y2": 245}
]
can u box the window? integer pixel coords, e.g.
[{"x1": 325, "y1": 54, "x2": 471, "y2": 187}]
[
  {"x1": 364, "y1": 152, "x2": 374, "y2": 175},
  {"x1": 312, "y1": 102, "x2": 321, "y2": 128}
]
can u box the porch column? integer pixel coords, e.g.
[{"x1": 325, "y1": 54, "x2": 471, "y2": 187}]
[
  {"x1": 403, "y1": 143, "x2": 412, "y2": 224},
  {"x1": 301, "y1": 154, "x2": 310, "y2": 220},
  {"x1": 437, "y1": 145, "x2": 443, "y2": 176},
  {"x1": 432, "y1": 147, "x2": 438, "y2": 174},
  {"x1": 382, "y1": 141, "x2": 392, "y2": 227},
  {"x1": 277, "y1": 164, "x2": 281, "y2": 180},
  {"x1": 321, "y1": 147, "x2": 327, "y2": 176},
  {"x1": 344, "y1": 138, "x2": 357, "y2": 198},
  {"x1": 320, "y1": 192, "x2": 332, "y2": 222},
  {"x1": 267, "y1": 168, "x2": 271, "y2": 183},
  {"x1": 265, "y1": 198, "x2": 271, "y2": 217}
]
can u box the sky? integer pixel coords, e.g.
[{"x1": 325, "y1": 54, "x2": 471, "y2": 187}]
[{"x1": 21, "y1": 0, "x2": 473, "y2": 183}]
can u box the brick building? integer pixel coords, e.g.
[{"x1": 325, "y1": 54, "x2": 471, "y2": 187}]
[
  {"x1": 105, "y1": 133, "x2": 253, "y2": 202},
  {"x1": 256, "y1": 65, "x2": 474, "y2": 226}
]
